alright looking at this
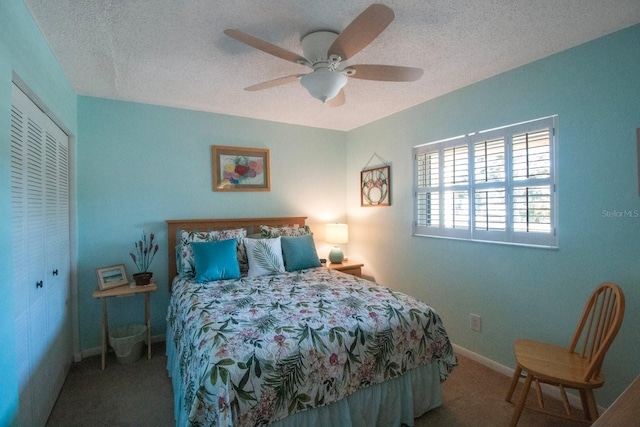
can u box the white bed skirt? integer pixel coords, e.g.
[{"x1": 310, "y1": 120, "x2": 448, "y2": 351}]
[{"x1": 166, "y1": 325, "x2": 443, "y2": 427}]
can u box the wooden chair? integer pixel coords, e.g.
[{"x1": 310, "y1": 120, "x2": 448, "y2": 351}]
[{"x1": 505, "y1": 282, "x2": 625, "y2": 426}]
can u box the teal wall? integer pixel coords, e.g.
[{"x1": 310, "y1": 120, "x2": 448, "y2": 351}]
[
  {"x1": 346, "y1": 24, "x2": 640, "y2": 406},
  {"x1": 76, "y1": 97, "x2": 347, "y2": 352},
  {"x1": 2, "y1": 0, "x2": 639, "y2": 421},
  {"x1": 0, "y1": 1, "x2": 77, "y2": 424}
]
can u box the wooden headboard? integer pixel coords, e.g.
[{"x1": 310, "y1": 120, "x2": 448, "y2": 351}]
[{"x1": 166, "y1": 216, "x2": 307, "y2": 291}]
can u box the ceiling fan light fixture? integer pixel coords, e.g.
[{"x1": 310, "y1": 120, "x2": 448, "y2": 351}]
[
  {"x1": 300, "y1": 69, "x2": 347, "y2": 103},
  {"x1": 226, "y1": 5, "x2": 422, "y2": 107}
]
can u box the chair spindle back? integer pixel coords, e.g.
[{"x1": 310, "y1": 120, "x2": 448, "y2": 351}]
[{"x1": 568, "y1": 282, "x2": 625, "y2": 381}]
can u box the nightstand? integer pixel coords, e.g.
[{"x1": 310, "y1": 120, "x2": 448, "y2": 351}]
[
  {"x1": 92, "y1": 282, "x2": 157, "y2": 370},
  {"x1": 327, "y1": 260, "x2": 364, "y2": 278}
]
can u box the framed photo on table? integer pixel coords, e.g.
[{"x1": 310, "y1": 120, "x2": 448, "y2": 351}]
[
  {"x1": 212, "y1": 145, "x2": 270, "y2": 192},
  {"x1": 96, "y1": 264, "x2": 129, "y2": 290}
]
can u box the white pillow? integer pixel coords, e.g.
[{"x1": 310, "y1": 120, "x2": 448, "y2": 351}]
[{"x1": 243, "y1": 237, "x2": 285, "y2": 277}]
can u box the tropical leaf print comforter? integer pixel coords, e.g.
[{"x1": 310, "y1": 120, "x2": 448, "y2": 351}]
[{"x1": 167, "y1": 267, "x2": 457, "y2": 427}]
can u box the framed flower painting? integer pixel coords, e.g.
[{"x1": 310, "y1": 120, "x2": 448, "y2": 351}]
[
  {"x1": 361, "y1": 165, "x2": 390, "y2": 207},
  {"x1": 212, "y1": 145, "x2": 270, "y2": 192}
]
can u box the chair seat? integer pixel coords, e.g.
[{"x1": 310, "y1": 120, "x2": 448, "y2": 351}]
[{"x1": 514, "y1": 339, "x2": 604, "y2": 389}]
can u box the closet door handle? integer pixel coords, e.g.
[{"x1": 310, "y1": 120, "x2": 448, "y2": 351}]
[
  {"x1": 36, "y1": 281, "x2": 43, "y2": 288},
  {"x1": 53, "y1": 269, "x2": 58, "y2": 276}
]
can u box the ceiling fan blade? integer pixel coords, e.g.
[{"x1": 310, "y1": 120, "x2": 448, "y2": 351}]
[
  {"x1": 244, "y1": 74, "x2": 303, "y2": 91},
  {"x1": 348, "y1": 64, "x2": 424, "y2": 82},
  {"x1": 328, "y1": 4, "x2": 394, "y2": 61},
  {"x1": 326, "y1": 88, "x2": 345, "y2": 107},
  {"x1": 225, "y1": 29, "x2": 308, "y2": 65}
]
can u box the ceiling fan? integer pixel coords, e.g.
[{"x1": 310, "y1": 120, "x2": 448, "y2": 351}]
[{"x1": 224, "y1": 4, "x2": 423, "y2": 107}]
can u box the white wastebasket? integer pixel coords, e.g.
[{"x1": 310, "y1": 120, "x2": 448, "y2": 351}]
[{"x1": 108, "y1": 324, "x2": 147, "y2": 364}]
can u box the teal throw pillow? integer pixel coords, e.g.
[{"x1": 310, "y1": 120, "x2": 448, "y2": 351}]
[
  {"x1": 191, "y1": 239, "x2": 240, "y2": 282},
  {"x1": 281, "y1": 234, "x2": 322, "y2": 272}
]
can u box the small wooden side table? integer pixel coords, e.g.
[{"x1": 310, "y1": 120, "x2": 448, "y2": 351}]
[
  {"x1": 326, "y1": 260, "x2": 364, "y2": 278},
  {"x1": 92, "y1": 282, "x2": 157, "y2": 370}
]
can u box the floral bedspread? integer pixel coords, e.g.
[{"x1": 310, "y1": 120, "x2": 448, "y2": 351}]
[{"x1": 167, "y1": 267, "x2": 456, "y2": 427}]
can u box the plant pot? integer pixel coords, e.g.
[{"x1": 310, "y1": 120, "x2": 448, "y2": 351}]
[{"x1": 133, "y1": 272, "x2": 153, "y2": 286}]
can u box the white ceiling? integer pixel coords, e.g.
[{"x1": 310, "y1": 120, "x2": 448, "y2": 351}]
[{"x1": 24, "y1": 0, "x2": 640, "y2": 131}]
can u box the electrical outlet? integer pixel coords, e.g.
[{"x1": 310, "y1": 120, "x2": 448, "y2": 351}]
[{"x1": 470, "y1": 314, "x2": 481, "y2": 332}]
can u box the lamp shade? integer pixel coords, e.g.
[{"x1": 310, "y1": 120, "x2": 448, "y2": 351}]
[
  {"x1": 325, "y1": 224, "x2": 348, "y2": 244},
  {"x1": 326, "y1": 224, "x2": 348, "y2": 263},
  {"x1": 300, "y1": 69, "x2": 347, "y2": 103}
]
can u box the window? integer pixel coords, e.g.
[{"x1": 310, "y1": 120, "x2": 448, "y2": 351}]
[{"x1": 414, "y1": 116, "x2": 557, "y2": 247}]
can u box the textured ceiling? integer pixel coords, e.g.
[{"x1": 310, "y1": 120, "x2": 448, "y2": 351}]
[{"x1": 24, "y1": 0, "x2": 640, "y2": 131}]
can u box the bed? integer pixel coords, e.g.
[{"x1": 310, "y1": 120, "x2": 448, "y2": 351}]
[{"x1": 166, "y1": 217, "x2": 457, "y2": 427}]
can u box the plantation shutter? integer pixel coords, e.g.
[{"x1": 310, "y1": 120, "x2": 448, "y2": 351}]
[
  {"x1": 415, "y1": 135, "x2": 470, "y2": 238},
  {"x1": 414, "y1": 116, "x2": 557, "y2": 247}
]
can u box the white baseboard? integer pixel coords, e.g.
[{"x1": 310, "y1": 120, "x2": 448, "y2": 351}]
[
  {"x1": 452, "y1": 343, "x2": 606, "y2": 414},
  {"x1": 80, "y1": 333, "x2": 166, "y2": 359},
  {"x1": 453, "y1": 344, "x2": 514, "y2": 377}
]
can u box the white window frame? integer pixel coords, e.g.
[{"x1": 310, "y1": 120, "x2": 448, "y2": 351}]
[{"x1": 413, "y1": 116, "x2": 558, "y2": 248}]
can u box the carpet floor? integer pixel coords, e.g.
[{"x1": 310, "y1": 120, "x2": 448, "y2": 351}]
[{"x1": 47, "y1": 342, "x2": 588, "y2": 426}]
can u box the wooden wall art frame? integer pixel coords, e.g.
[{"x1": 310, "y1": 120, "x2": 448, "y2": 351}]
[
  {"x1": 212, "y1": 145, "x2": 270, "y2": 192},
  {"x1": 361, "y1": 165, "x2": 391, "y2": 207}
]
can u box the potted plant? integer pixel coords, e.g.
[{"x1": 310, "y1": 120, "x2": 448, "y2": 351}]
[{"x1": 130, "y1": 231, "x2": 159, "y2": 286}]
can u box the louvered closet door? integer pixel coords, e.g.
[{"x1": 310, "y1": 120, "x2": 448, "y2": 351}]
[
  {"x1": 10, "y1": 85, "x2": 32, "y2": 427},
  {"x1": 11, "y1": 83, "x2": 71, "y2": 427},
  {"x1": 45, "y1": 121, "x2": 72, "y2": 405}
]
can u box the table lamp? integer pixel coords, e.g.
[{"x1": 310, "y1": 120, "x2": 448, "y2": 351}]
[{"x1": 325, "y1": 223, "x2": 348, "y2": 264}]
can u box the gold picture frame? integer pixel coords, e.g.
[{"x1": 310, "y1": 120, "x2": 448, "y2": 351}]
[
  {"x1": 96, "y1": 264, "x2": 129, "y2": 290},
  {"x1": 212, "y1": 145, "x2": 270, "y2": 192},
  {"x1": 361, "y1": 165, "x2": 391, "y2": 207}
]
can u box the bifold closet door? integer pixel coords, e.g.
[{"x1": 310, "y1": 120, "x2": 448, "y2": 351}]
[{"x1": 10, "y1": 83, "x2": 72, "y2": 426}]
